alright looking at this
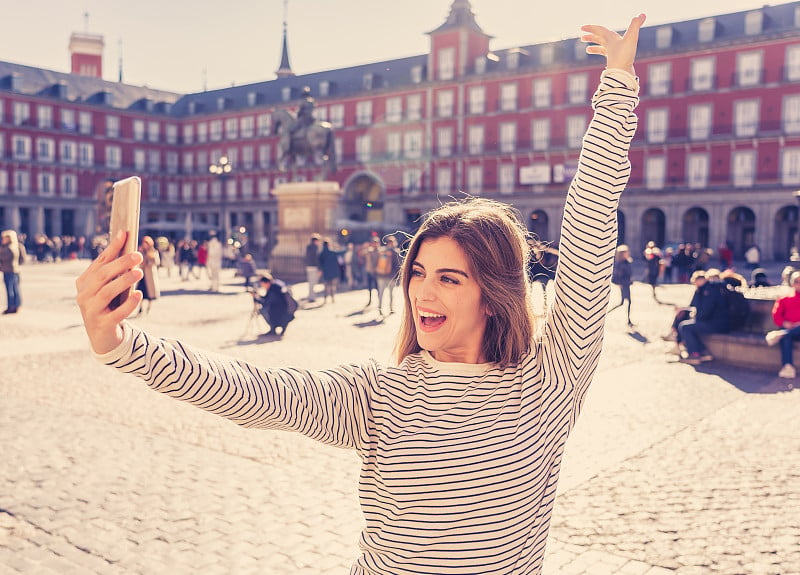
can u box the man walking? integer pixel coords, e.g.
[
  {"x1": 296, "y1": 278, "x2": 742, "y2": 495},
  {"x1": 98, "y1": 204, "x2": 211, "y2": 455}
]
[
  {"x1": 304, "y1": 233, "x2": 321, "y2": 302},
  {"x1": 206, "y1": 231, "x2": 223, "y2": 292}
]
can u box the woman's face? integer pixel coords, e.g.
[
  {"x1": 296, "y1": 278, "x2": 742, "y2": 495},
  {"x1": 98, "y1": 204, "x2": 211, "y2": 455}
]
[{"x1": 407, "y1": 236, "x2": 490, "y2": 364}]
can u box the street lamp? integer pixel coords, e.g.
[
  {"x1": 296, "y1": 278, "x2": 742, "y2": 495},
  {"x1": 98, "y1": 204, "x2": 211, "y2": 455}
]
[{"x1": 209, "y1": 155, "x2": 233, "y2": 240}]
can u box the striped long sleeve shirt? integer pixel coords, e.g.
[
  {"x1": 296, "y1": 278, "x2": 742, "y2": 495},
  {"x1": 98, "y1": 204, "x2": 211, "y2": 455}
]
[{"x1": 97, "y1": 69, "x2": 639, "y2": 575}]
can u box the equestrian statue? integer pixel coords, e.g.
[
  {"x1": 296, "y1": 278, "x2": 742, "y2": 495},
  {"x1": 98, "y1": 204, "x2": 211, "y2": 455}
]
[{"x1": 271, "y1": 86, "x2": 337, "y2": 179}]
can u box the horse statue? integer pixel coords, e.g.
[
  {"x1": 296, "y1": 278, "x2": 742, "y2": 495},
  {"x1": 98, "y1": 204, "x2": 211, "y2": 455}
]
[{"x1": 271, "y1": 106, "x2": 337, "y2": 179}]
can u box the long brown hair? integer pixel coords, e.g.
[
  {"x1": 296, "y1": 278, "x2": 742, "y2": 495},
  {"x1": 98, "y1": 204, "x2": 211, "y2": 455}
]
[{"x1": 394, "y1": 198, "x2": 535, "y2": 367}]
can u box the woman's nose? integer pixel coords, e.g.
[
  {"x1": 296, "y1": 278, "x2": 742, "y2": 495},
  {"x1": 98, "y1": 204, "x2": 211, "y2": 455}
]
[{"x1": 415, "y1": 277, "x2": 436, "y2": 301}]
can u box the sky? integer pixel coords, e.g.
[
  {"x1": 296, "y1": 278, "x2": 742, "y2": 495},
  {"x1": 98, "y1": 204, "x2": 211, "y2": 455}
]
[{"x1": 0, "y1": 0, "x2": 786, "y2": 95}]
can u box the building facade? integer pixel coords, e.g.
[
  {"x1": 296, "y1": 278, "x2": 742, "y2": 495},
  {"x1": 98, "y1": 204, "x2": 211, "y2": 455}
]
[{"x1": 2, "y1": 1, "x2": 800, "y2": 261}]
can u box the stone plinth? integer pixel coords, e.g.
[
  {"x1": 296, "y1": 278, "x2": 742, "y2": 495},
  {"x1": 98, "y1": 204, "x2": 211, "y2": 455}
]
[{"x1": 270, "y1": 181, "x2": 342, "y2": 282}]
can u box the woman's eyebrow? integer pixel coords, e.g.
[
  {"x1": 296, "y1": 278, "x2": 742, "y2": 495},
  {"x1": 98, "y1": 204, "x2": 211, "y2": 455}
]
[{"x1": 412, "y1": 261, "x2": 469, "y2": 278}]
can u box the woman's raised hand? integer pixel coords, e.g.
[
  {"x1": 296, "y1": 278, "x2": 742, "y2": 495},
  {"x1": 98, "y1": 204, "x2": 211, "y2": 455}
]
[
  {"x1": 581, "y1": 13, "x2": 646, "y2": 76},
  {"x1": 75, "y1": 230, "x2": 144, "y2": 354}
]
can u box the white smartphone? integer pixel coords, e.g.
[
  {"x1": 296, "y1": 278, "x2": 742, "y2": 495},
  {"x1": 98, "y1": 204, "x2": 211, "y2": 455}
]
[{"x1": 108, "y1": 176, "x2": 141, "y2": 310}]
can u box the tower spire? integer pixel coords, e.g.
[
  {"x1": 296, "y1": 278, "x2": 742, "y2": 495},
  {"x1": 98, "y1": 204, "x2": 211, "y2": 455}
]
[{"x1": 275, "y1": 0, "x2": 295, "y2": 78}]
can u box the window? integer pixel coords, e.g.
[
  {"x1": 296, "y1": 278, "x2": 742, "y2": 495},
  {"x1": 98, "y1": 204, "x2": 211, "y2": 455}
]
[
  {"x1": 257, "y1": 114, "x2": 271, "y2": 136},
  {"x1": 356, "y1": 101, "x2": 373, "y2": 125},
  {"x1": 645, "y1": 156, "x2": 666, "y2": 189},
  {"x1": 468, "y1": 86, "x2": 485, "y2": 115},
  {"x1": 500, "y1": 83, "x2": 518, "y2": 111},
  {"x1": 241, "y1": 116, "x2": 254, "y2": 138},
  {"x1": 438, "y1": 47, "x2": 455, "y2": 80},
  {"x1": 691, "y1": 57, "x2": 715, "y2": 91},
  {"x1": 782, "y1": 148, "x2": 800, "y2": 185},
  {"x1": 647, "y1": 108, "x2": 668, "y2": 143},
  {"x1": 37, "y1": 172, "x2": 54, "y2": 197},
  {"x1": 166, "y1": 151, "x2": 178, "y2": 174},
  {"x1": 182, "y1": 152, "x2": 194, "y2": 174},
  {"x1": 316, "y1": 106, "x2": 327, "y2": 121},
  {"x1": 403, "y1": 168, "x2": 422, "y2": 195},
  {"x1": 79, "y1": 111, "x2": 92, "y2": 134},
  {"x1": 437, "y1": 127, "x2": 453, "y2": 157},
  {"x1": 106, "y1": 115, "x2": 119, "y2": 138},
  {"x1": 499, "y1": 164, "x2": 515, "y2": 195},
  {"x1": 37, "y1": 138, "x2": 55, "y2": 162},
  {"x1": 387, "y1": 132, "x2": 401, "y2": 159},
  {"x1": 732, "y1": 150, "x2": 756, "y2": 187},
  {"x1": 499, "y1": 122, "x2": 516, "y2": 153},
  {"x1": 13, "y1": 102, "x2": 30, "y2": 126},
  {"x1": 147, "y1": 121, "x2": 159, "y2": 142},
  {"x1": 734, "y1": 100, "x2": 759, "y2": 137},
  {"x1": 329, "y1": 104, "x2": 344, "y2": 128},
  {"x1": 258, "y1": 144, "x2": 271, "y2": 168},
  {"x1": 787, "y1": 45, "x2": 800, "y2": 81},
  {"x1": 0, "y1": 170, "x2": 7, "y2": 194},
  {"x1": 783, "y1": 95, "x2": 800, "y2": 134},
  {"x1": 437, "y1": 90, "x2": 454, "y2": 118},
  {"x1": 242, "y1": 146, "x2": 254, "y2": 169},
  {"x1": 745, "y1": 10, "x2": 763, "y2": 35},
  {"x1": 14, "y1": 170, "x2": 30, "y2": 195},
  {"x1": 12, "y1": 135, "x2": 31, "y2": 160},
  {"x1": 241, "y1": 178, "x2": 254, "y2": 200},
  {"x1": 38, "y1": 105, "x2": 53, "y2": 129},
  {"x1": 386, "y1": 97, "x2": 402, "y2": 123},
  {"x1": 225, "y1": 118, "x2": 238, "y2": 139},
  {"x1": 411, "y1": 65, "x2": 423, "y2": 84},
  {"x1": 698, "y1": 18, "x2": 716, "y2": 42},
  {"x1": 403, "y1": 131, "x2": 423, "y2": 159},
  {"x1": 61, "y1": 109, "x2": 76, "y2": 131},
  {"x1": 60, "y1": 140, "x2": 76, "y2": 164},
  {"x1": 165, "y1": 124, "x2": 178, "y2": 144},
  {"x1": 79, "y1": 142, "x2": 94, "y2": 167},
  {"x1": 356, "y1": 134, "x2": 371, "y2": 162},
  {"x1": 181, "y1": 182, "x2": 193, "y2": 202},
  {"x1": 689, "y1": 104, "x2": 712, "y2": 140},
  {"x1": 475, "y1": 55, "x2": 487, "y2": 74},
  {"x1": 468, "y1": 125, "x2": 484, "y2": 154},
  {"x1": 133, "y1": 119, "x2": 145, "y2": 141},
  {"x1": 567, "y1": 116, "x2": 586, "y2": 148},
  {"x1": 507, "y1": 51, "x2": 520, "y2": 70},
  {"x1": 437, "y1": 167, "x2": 452, "y2": 195},
  {"x1": 532, "y1": 118, "x2": 550, "y2": 151},
  {"x1": 167, "y1": 182, "x2": 178, "y2": 202},
  {"x1": 574, "y1": 40, "x2": 587, "y2": 61},
  {"x1": 567, "y1": 74, "x2": 588, "y2": 104},
  {"x1": 258, "y1": 178, "x2": 270, "y2": 199},
  {"x1": 532, "y1": 78, "x2": 551, "y2": 108},
  {"x1": 210, "y1": 120, "x2": 222, "y2": 141},
  {"x1": 61, "y1": 174, "x2": 77, "y2": 198},
  {"x1": 687, "y1": 153, "x2": 709, "y2": 189},
  {"x1": 737, "y1": 51, "x2": 762, "y2": 87},
  {"x1": 281, "y1": 87, "x2": 292, "y2": 102},
  {"x1": 134, "y1": 149, "x2": 146, "y2": 171},
  {"x1": 648, "y1": 62, "x2": 671, "y2": 96},
  {"x1": 406, "y1": 95, "x2": 422, "y2": 121},
  {"x1": 656, "y1": 26, "x2": 672, "y2": 49},
  {"x1": 319, "y1": 81, "x2": 330, "y2": 97},
  {"x1": 467, "y1": 165, "x2": 483, "y2": 195},
  {"x1": 540, "y1": 45, "x2": 554, "y2": 65},
  {"x1": 363, "y1": 73, "x2": 374, "y2": 91}
]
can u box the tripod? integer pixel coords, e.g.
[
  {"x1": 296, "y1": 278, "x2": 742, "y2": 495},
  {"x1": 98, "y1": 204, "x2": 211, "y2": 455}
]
[{"x1": 242, "y1": 299, "x2": 265, "y2": 338}]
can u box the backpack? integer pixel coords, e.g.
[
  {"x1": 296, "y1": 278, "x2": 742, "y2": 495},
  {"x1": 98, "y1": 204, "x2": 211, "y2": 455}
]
[
  {"x1": 283, "y1": 286, "x2": 299, "y2": 317},
  {"x1": 724, "y1": 285, "x2": 750, "y2": 330},
  {"x1": 375, "y1": 250, "x2": 393, "y2": 276}
]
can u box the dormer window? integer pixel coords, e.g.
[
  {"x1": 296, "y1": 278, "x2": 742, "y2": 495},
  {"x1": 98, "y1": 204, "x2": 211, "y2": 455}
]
[
  {"x1": 216, "y1": 97, "x2": 226, "y2": 111},
  {"x1": 188, "y1": 101, "x2": 198, "y2": 115},
  {"x1": 540, "y1": 45, "x2": 554, "y2": 66},
  {"x1": 795, "y1": 6, "x2": 800, "y2": 28},
  {"x1": 281, "y1": 87, "x2": 292, "y2": 102},
  {"x1": 411, "y1": 65, "x2": 423, "y2": 84},
  {"x1": 656, "y1": 26, "x2": 673, "y2": 49},
  {"x1": 574, "y1": 41, "x2": 587, "y2": 61},
  {"x1": 363, "y1": 73, "x2": 374, "y2": 90},
  {"x1": 745, "y1": 10, "x2": 763, "y2": 35},
  {"x1": 438, "y1": 47, "x2": 455, "y2": 81},
  {"x1": 247, "y1": 92, "x2": 257, "y2": 106},
  {"x1": 319, "y1": 80, "x2": 330, "y2": 97},
  {"x1": 698, "y1": 18, "x2": 715, "y2": 42},
  {"x1": 507, "y1": 51, "x2": 520, "y2": 70},
  {"x1": 475, "y1": 56, "x2": 486, "y2": 74}
]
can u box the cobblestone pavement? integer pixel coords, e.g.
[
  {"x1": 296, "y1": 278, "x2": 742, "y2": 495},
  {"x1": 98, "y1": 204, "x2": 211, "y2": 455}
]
[{"x1": 1, "y1": 260, "x2": 798, "y2": 574}]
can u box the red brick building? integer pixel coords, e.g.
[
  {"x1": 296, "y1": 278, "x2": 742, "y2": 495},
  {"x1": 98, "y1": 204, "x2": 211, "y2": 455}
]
[{"x1": 2, "y1": 1, "x2": 800, "y2": 260}]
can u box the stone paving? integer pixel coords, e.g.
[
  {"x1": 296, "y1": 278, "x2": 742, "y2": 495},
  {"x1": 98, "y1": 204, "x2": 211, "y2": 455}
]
[{"x1": 1, "y1": 259, "x2": 798, "y2": 574}]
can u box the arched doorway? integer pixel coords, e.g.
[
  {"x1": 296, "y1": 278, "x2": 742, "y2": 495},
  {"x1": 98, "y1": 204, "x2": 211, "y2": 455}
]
[
  {"x1": 527, "y1": 209, "x2": 550, "y2": 242},
  {"x1": 774, "y1": 205, "x2": 798, "y2": 260},
  {"x1": 341, "y1": 172, "x2": 384, "y2": 243},
  {"x1": 726, "y1": 206, "x2": 756, "y2": 258},
  {"x1": 641, "y1": 208, "x2": 666, "y2": 250},
  {"x1": 682, "y1": 207, "x2": 709, "y2": 247},
  {"x1": 617, "y1": 209, "x2": 626, "y2": 245}
]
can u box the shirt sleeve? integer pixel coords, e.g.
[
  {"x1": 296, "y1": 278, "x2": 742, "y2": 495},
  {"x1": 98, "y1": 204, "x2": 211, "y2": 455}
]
[
  {"x1": 542, "y1": 68, "x2": 639, "y2": 419},
  {"x1": 95, "y1": 323, "x2": 376, "y2": 455}
]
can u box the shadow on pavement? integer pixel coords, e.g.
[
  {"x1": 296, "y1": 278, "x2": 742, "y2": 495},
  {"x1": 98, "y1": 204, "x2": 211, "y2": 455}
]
[
  {"x1": 161, "y1": 288, "x2": 240, "y2": 297},
  {"x1": 354, "y1": 318, "x2": 386, "y2": 328},
  {"x1": 696, "y1": 362, "x2": 796, "y2": 394}
]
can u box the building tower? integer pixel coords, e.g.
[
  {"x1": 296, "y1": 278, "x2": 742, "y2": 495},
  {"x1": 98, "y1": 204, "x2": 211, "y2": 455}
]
[{"x1": 275, "y1": 0, "x2": 295, "y2": 78}]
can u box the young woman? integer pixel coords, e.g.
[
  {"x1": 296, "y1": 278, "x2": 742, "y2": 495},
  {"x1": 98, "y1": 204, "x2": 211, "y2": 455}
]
[{"x1": 75, "y1": 14, "x2": 644, "y2": 575}]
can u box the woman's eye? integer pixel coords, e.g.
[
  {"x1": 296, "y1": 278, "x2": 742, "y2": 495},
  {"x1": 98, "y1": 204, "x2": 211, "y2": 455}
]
[
  {"x1": 441, "y1": 275, "x2": 459, "y2": 285},
  {"x1": 410, "y1": 268, "x2": 423, "y2": 278}
]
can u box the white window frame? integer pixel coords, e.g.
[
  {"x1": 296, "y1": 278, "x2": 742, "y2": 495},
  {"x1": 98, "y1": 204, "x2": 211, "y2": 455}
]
[
  {"x1": 105, "y1": 145, "x2": 122, "y2": 169},
  {"x1": 60, "y1": 140, "x2": 76, "y2": 164},
  {"x1": 225, "y1": 117, "x2": 238, "y2": 139},
  {"x1": 403, "y1": 168, "x2": 422, "y2": 195},
  {"x1": 691, "y1": 57, "x2": 715, "y2": 92},
  {"x1": 37, "y1": 105, "x2": 53, "y2": 129},
  {"x1": 13, "y1": 102, "x2": 30, "y2": 126},
  {"x1": 532, "y1": 78, "x2": 551, "y2": 108},
  {"x1": 241, "y1": 116, "x2": 254, "y2": 138},
  {"x1": 133, "y1": 119, "x2": 145, "y2": 141},
  {"x1": 468, "y1": 125, "x2": 484, "y2": 155},
  {"x1": 531, "y1": 118, "x2": 550, "y2": 151},
  {"x1": 781, "y1": 148, "x2": 800, "y2": 185},
  {"x1": 499, "y1": 122, "x2": 516, "y2": 153},
  {"x1": 698, "y1": 18, "x2": 715, "y2": 42},
  {"x1": 436, "y1": 166, "x2": 451, "y2": 195},
  {"x1": 106, "y1": 115, "x2": 120, "y2": 138},
  {"x1": 687, "y1": 153, "x2": 709, "y2": 189},
  {"x1": 468, "y1": 86, "x2": 485, "y2": 115},
  {"x1": 734, "y1": 99, "x2": 759, "y2": 137},
  {"x1": 37, "y1": 172, "x2": 54, "y2": 197},
  {"x1": 386, "y1": 97, "x2": 402, "y2": 123},
  {"x1": 60, "y1": 174, "x2": 77, "y2": 198},
  {"x1": 438, "y1": 47, "x2": 455, "y2": 81},
  {"x1": 79, "y1": 142, "x2": 94, "y2": 167},
  {"x1": 783, "y1": 95, "x2": 800, "y2": 134},
  {"x1": 356, "y1": 134, "x2": 371, "y2": 162},
  {"x1": 467, "y1": 165, "x2": 483, "y2": 195},
  {"x1": 12, "y1": 135, "x2": 31, "y2": 160},
  {"x1": 732, "y1": 150, "x2": 756, "y2": 187},
  {"x1": 689, "y1": 104, "x2": 712, "y2": 141},
  {"x1": 646, "y1": 108, "x2": 668, "y2": 144},
  {"x1": 567, "y1": 74, "x2": 588, "y2": 105},
  {"x1": 329, "y1": 104, "x2": 344, "y2": 128},
  {"x1": 499, "y1": 164, "x2": 515, "y2": 195},
  {"x1": 37, "y1": 138, "x2": 55, "y2": 162},
  {"x1": 500, "y1": 83, "x2": 518, "y2": 112},
  {"x1": 745, "y1": 10, "x2": 763, "y2": 35},
  {"x1": 79, "y1": 111, "x2": 92, "y2": 134},
  {"x1": 645, "y1": 156, "x2": 666, "y2": 190},
  {"x1": 566, "y1": 115, "x2": 586, "y2": 149},
  {"x1": 387, "y1": 132, "x2": 401, "y2": 159},
  {"x1": 147, "y1": 120, "x2": 160, "y2": 143},
  {"x1": 786, "y1": 45, "x2": 800, "y2": 82},
  {"x1": 648, "y1": 62, "x2": 671, "y2": 97},
  {"x1": 406, "y1": 95, "x2": 422, "y2": 121},
  {"x1": 737, "y1": 51, "x2": 763, "y2": 87},
  {"x1": 403, "y1": 131, "x2": 422, "y2": 159},
  {"x1": 437, "y1": 127, "x2": 453, "y2": 157},
  {"x1": 437, "y1": 90, "x2": 454, "y2": 118}
]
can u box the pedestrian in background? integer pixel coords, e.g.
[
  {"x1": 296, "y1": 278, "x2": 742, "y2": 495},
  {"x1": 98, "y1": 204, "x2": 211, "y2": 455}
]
[
  {"x1": 375, "y1": 235, "x2": 402, "y2": 316},
  {"x1": 304, "y1": 233, "x2": 321, "y2": 302},
  {"x1": 252, "y1": 273, "x2": 295, "y2": 337},
  {"x1": 766, "y1": 270, "x2": 800, "y2": 378},
  {"x1": 135, "y1": 235, "x2": 160, "y2": 316},
  {"x1": 363, "y1": 236, "x2": 380, "y2": 307},
  {"x1": 318, "y1": 238, "x2": 342, "y2": 304},
  {"x1": 206, "y1": 231, "x2": 223, "y2": 292},
  {"x1": 609, "y1": 244, "x2": 634, "y2": 327},
  {"x1": 75, "y1": 14, "x2": 644, "y2": 574},
  {"x1": 0, "y1": 229, "x2": 26, "y2": 314}
]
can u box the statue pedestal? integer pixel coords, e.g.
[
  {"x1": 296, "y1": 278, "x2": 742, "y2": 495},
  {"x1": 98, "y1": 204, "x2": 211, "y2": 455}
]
[{"x1": 270, "y1": 181, "x2": 342, "y2": 282}]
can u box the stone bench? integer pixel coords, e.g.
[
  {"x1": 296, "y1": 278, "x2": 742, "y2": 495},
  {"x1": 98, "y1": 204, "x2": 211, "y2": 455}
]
[{"x1": 703, "y1": 287, "x2": 795, "y2": 371}]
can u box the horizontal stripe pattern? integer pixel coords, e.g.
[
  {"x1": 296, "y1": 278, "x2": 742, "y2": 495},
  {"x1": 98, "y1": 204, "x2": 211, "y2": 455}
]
[{"x1": 102, "y1": 70, "x2": 638, "y2": 575}]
